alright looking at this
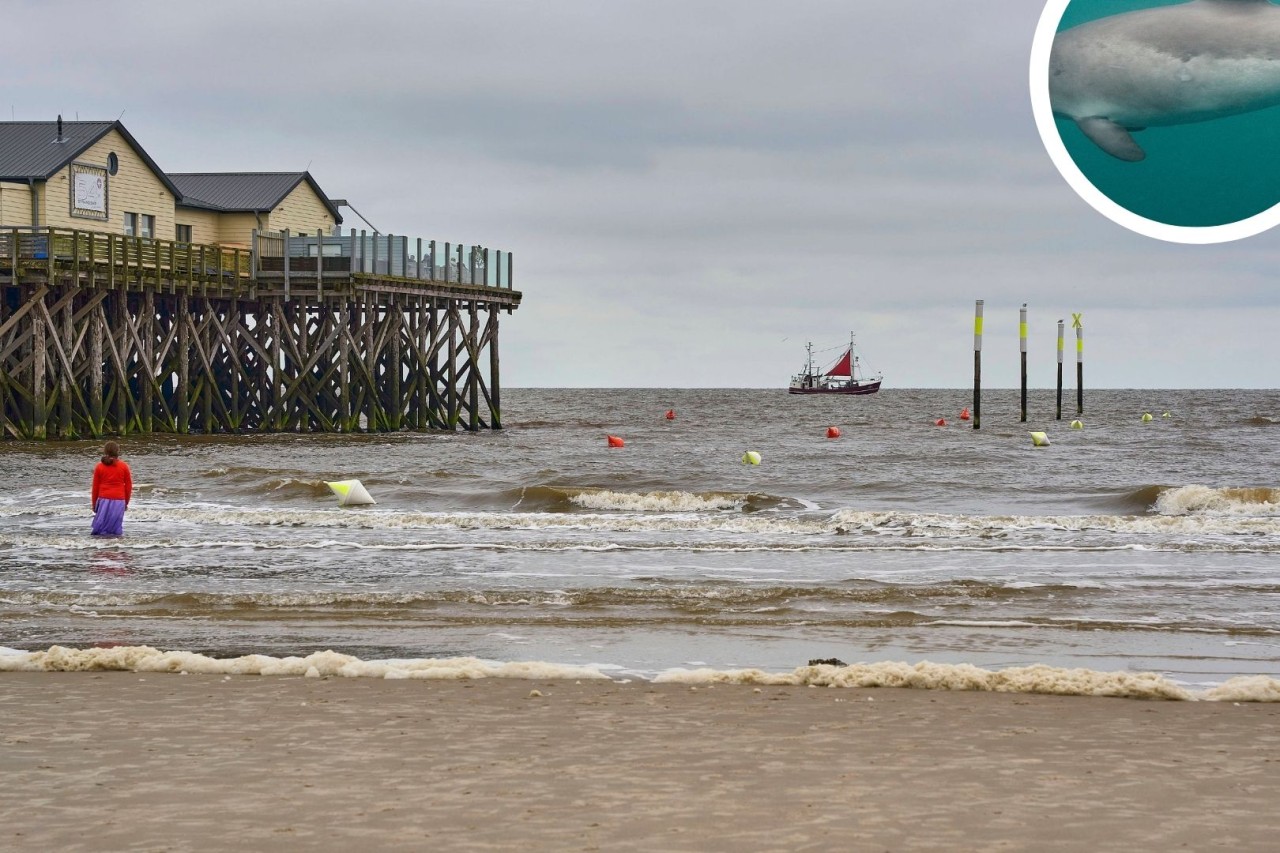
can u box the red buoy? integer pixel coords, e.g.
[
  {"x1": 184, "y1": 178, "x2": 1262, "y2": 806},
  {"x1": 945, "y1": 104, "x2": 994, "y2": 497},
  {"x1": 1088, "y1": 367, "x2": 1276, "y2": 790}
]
[
  {"x1": 935, "y1": 418, "x2": 947, "y2": 426},
  {"x1": 607, "y1": 435, "x2": 625, "y2": 448},
  {"x1": 959, "y1": 408, "x2": 971, "y2": 421},
  {"x1": 826, "y1": 426, "x2": 841, "y2": 439},
  {"x1": 665, "y1": 409, "x2": 675, "y2": 420}
]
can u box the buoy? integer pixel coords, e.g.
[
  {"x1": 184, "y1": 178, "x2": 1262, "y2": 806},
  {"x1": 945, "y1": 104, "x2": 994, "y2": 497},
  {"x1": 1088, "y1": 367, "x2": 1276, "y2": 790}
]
[
  {"x1": 1162, "y1": 412, "x2": 1171, "y2": 418},
  {"x1": 959, "y1": 408, "x2": 970, "y2": 421},
  {"x1": 1070, "y1": 420, "x2": 1084, "y2": 429},
  {"x1": 826, "y1": 426, "x2": 841, "y2": 439},
  {"x1": 742, "y1": 450, "x2": 761, "y2": 465},
  {"x1": 326, "y1": 479, "x2": 376, "y2": 507},
  {"x1": 607, "y1": 434, "x2": 625, "y2": 448},
  {"x1": 1030, "y1": 431, "x2": 1050, "y2": 447},
  {"x1": 935, "y1": 418, "x2": 947, "y2": 427},
  {"x1": 1141, "y1": 412, "x2": 1153, "y2": 423},
  {"x1": 665, "y1": 409, "x2": 675, "y2": 420}
]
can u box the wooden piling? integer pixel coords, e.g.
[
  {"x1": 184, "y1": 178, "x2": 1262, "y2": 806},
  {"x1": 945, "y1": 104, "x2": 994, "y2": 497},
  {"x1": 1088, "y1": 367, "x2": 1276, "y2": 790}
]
[{"x1": 1, "y1": 227, "x2": 519, "y2": 440}]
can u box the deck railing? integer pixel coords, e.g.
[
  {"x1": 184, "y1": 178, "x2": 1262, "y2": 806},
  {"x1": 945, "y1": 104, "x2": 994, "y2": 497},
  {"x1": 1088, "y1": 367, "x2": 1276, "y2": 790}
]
[
  {"x1": 0, "y1": 226, "x2": 515, "y2": 292},
  {"x1": 0, "y1": 226, "x2": 251, "y2": 282},
  {"x1": 253, "y1": 228, "x2": 514, "y2": 289}
]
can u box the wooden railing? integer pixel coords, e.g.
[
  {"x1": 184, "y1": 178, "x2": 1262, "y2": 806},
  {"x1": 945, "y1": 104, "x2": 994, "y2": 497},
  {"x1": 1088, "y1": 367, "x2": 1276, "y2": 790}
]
[
  {"x1": 0, "y1": 226, "x2": 251, "y2": 283},
  {"x1": 0, "y1": 226, "x2": 519, "y2": 298}
]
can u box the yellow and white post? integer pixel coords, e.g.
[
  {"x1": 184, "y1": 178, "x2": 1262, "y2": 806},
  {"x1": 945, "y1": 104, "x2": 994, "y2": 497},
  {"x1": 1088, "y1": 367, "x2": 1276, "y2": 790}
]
[
  {"x1": 1056, "y1": 319, "x2": 1065, "y2": 421},
  {"x1": 1019, "y1": 304, "x2": 1028, "y2": 423},
  {"x1": 1073, "y1": 313, "x2": 1084, "y2": 415},
  {"x1": 973, "y1": 299, "x2": 983, "y2": 430}
]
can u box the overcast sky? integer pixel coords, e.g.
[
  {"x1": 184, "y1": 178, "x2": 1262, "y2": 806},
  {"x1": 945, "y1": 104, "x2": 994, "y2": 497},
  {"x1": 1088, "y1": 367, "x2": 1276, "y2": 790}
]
[{"x1": 8, "y1": 0, "x2": 1278, "y2": 388}]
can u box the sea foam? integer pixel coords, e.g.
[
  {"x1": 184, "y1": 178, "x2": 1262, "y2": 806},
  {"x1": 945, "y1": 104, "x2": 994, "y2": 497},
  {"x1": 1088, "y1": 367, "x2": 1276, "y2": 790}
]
[{"x1": 3, "y1": 645, "x2": 1278, "y2": 701}]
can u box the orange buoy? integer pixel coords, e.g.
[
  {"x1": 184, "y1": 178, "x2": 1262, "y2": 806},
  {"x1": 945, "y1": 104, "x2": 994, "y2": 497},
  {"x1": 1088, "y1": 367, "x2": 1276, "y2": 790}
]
[
  {"x1": 607, "y1": 435, "x2": 625, "y2": 448},
  {"x1": 826, "y1": 426, "x2": 841, "y2": 439},
  {"x1": 935, "y1": 418, "x2": 947, "y2": 427},
  {"x1": 959, "y1": 408, "x2": 970, "y2": 421},
  {"x1": 665, "y1": 409, "x2": 675, "y2": 420}
]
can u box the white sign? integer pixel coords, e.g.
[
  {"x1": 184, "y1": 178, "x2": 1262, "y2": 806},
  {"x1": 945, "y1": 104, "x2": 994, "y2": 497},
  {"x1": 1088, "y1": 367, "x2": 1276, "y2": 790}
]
[{"x1": 74, "y1": 171, "x2": 105, "y2": 212}]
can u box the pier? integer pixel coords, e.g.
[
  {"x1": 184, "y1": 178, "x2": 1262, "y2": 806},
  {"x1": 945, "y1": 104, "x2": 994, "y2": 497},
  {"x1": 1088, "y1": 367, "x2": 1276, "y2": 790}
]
[{"x1": 0, "y1": 226, "x2": 521, "y2": 439}]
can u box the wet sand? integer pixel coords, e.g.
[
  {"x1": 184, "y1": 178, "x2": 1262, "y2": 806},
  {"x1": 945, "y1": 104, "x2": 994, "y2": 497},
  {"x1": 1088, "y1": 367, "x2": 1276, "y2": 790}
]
[{"x1": 2, "y1": 673, "x2": 1279, "y2": 852}]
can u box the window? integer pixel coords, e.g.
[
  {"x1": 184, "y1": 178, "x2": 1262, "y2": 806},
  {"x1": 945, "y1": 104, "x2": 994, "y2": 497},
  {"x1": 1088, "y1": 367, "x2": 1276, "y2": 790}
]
[
  {"x1": 123, "y1": 212, "x2": 137, "y2": 237},
  {"x1": 140, "y1": 214, "x2": 155, "y2": 239},
  {"x1": 175, "y1": 224, "x2": 192, "y2": 243}
]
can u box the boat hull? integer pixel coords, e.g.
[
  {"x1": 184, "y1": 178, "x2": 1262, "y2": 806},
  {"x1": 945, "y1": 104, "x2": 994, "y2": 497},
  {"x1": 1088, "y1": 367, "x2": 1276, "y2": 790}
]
[{"x1": 787, "y1": 380, "x2": 882, "y2": 396}]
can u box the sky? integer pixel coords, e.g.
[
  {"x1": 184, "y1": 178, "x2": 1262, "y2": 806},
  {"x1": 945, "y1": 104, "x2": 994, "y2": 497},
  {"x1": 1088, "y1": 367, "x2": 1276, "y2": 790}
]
[{"x1": 6, "y1": 0, "x2": 1279, "y2": 389}]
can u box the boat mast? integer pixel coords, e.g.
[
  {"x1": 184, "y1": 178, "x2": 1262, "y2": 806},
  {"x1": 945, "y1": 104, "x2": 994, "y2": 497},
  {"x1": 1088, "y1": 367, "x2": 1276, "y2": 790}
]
[{"x1": 849, "y1": 331, "x2": 857, "y2": 384}]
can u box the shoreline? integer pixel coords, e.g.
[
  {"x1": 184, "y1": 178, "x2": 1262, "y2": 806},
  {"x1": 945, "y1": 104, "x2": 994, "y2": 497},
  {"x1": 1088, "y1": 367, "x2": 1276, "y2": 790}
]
[{"x1": 4, "y1": 672, "x2": 1279, "y2": 851}]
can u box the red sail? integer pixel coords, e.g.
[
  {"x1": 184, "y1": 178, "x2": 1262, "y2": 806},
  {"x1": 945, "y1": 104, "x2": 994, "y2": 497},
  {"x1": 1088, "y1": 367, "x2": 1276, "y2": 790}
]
[{"x1": 824, "y1": 349, "x2": 852, "y2": 377}]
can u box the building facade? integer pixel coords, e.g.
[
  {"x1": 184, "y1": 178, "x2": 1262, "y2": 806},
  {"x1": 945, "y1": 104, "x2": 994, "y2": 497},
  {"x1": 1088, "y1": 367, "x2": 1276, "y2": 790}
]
[{"x1": 0, "y1": 118, "x2": 341, "y2": 245}]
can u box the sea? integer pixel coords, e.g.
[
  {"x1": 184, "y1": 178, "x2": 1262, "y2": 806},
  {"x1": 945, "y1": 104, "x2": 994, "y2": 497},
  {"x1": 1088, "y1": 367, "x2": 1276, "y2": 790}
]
[
  {"x1": 1052, "y1": 0, "x2": 1280, "y2": 228},
  {"x1": 2, "y1": 387, "x2": 1280, "y2": 700}
]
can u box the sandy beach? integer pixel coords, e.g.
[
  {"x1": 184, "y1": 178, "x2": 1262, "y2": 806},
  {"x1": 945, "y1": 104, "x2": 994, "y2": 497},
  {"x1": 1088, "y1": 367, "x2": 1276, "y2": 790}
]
[{"x1": 2, "y1": 674, "x2": 1278, "y2": 852}]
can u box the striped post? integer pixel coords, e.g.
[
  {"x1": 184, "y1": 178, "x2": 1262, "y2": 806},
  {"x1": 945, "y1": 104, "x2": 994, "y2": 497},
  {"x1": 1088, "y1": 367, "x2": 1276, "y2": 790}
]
[
  {"x1": 1073, "y1": 312, "x2": 1084, "y2": 415},
  {"x1": 973, "y1": 299, "x2": 983, "y2": 430},
  {"x1": 1056, "y1": 319, "x2": 1064, "y2": 420},
  {"x1": 1019, "y1": 303, "x2": 1028, "y2": 423}
]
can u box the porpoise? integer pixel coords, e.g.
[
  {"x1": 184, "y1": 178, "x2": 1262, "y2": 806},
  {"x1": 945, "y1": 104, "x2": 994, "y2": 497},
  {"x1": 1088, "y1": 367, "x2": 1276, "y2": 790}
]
[{"x1": 1050, "y1": 0, "x2": 1280, "y2": 161}]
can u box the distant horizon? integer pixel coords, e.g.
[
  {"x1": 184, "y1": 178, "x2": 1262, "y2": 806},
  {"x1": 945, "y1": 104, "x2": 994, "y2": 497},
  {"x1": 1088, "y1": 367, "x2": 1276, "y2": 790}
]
[{"x1": 504, "y1": 385, "x2": 1279, "y2": 392}]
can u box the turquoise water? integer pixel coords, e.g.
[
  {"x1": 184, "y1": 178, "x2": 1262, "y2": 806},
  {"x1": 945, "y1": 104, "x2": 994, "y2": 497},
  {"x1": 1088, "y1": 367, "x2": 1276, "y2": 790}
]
[{"x1": 1052, "y1": 0, "x2": 1280, "y2": 227}]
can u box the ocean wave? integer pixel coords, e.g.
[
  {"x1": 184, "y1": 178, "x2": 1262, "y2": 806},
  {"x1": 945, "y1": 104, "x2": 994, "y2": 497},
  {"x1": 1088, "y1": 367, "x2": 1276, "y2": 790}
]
[
  {"x1": 6, "y1": 500, "x2": 1280, "y2": 543},
  {"x1": 1153, "y1": 485, "x2": 1280, "y2": 517},
  {"x1": 3, "y1": 645, "x2": 1277, "y2": 701},
  {"x1": 506, "y1": 484, "x2": 785, "y2": 513}
]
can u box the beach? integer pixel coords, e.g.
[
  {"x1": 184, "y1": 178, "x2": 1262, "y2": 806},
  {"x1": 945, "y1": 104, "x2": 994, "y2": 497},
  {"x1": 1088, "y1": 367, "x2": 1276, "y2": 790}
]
[{"x1": 4, "y1": 673, "x2": 1279, "y2": 852}]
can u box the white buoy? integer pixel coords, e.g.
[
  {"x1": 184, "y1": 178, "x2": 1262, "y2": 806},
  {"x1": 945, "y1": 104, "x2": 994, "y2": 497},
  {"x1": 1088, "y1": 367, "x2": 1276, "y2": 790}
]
[
  {"x1": 326, "y1": 479, "x2": 376, "y2": 507},
  {"x1": 1141, "y1": 412, "x2": 1153, "y2": 423},
  {"x1": 1030, "y1": 431, "x2": 1050, "y2": 447},
  {"x1": 1070, "y1": 420, "x2": 1084, "y2": 429},
  {"x1": 742, "y1": 450, "x2": 761, "y2": 465}
]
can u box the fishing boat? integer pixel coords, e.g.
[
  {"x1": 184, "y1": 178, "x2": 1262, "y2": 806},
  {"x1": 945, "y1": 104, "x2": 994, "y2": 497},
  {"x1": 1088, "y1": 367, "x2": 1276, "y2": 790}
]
[{"x1": 788, "y1": 333, "x2": 882, "y2": 395}]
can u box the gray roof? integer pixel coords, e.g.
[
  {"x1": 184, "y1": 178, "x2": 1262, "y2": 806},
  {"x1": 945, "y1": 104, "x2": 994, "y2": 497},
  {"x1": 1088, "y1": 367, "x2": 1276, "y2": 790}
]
[
  {"x1": 0, "y1": 120, "x2": 181, "y2": 199},
  {"x1": 169, "y1": 172, "x2": 342, "y2": 223}
]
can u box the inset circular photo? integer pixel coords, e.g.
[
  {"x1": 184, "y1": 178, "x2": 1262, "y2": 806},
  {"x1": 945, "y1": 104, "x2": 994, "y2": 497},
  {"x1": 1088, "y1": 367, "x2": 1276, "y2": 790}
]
[{"x1": 1031, "y1": 0, "x2": 1280, "y2": 242}]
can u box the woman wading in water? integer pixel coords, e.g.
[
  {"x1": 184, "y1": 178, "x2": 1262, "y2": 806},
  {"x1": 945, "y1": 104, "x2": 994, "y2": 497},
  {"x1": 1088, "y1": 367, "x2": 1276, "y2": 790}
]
[{"x1": 91, "y1": 441, "x2": 132, "y2": 536}]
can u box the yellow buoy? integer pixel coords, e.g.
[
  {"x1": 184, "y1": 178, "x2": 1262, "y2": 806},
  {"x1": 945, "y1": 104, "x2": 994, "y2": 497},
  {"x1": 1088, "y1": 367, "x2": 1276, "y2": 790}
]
[
  {"x1": 742, "y1": 450, "x2": 762, "y2": 465},
  {"x1": 326, "y1": 479, "x2": 376, "y2": 507},
  {"x1": 1070, "y1": 420, "x2": 1083, "y2": 429},
  {"x1": 1141, "y1": 412, "x2": 1153, "y2": 423},
  {"x1": 1030, "y1": 431, "x2": 1050, "y2": 447},
  {"x1": 1162, "y1": 412, "x2": 1171, "y2": 418}
]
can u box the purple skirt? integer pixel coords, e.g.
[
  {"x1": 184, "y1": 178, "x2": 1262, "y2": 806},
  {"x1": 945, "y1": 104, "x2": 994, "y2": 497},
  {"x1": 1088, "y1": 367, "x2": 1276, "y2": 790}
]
[{"x1": 91, "y1": 499, "x2": 126, "y2": 537}]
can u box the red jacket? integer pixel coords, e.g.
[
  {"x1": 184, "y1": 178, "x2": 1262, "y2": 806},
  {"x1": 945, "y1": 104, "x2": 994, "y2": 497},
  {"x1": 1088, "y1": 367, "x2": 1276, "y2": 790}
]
[{"x1": 92, "y1": 460, "x2": 133, "y2": 506}]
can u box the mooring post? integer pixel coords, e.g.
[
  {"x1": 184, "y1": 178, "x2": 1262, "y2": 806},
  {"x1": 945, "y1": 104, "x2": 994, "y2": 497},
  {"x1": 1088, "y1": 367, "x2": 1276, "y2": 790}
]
[
  {"x1": 973, "y1": 299, "x2": 983, "y2": 430},
  {"x1": 416, "y1": 238, "x2": 423, "y2": 279},
  {"x1": 1074, "y1": 312, "x2": 1084, "y2": 415},
  {"x1": 1056, "y1": 319, "x2": 1064, "y2": 420},
  {"x1": 1019, "y1": 303, "x2": 1028, "y2": 423},
  {"x1": 428, "y1": 240, "x2": 436, "y2": 282}
]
